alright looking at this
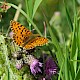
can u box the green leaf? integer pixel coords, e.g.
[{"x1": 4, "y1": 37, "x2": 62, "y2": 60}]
[
  {"x1": 73, "y1": 48, "x2": 78, "y2": 75},
  {"x1": 25, "y1": 0, "x2": 34, "y2": 19},
  {"x1": 63, "y1": 0, "x2": 73, "y2": 31},
  {"x1": 32, "y1": 0, "x2": 43, "y2": 18},
  {"x1": 71, "y1": 33, "x2": 76, "y2": 58},
  {"x1": 75, "y1": 65, "x2": 80, "y2": 80},
  {"x1": 58, "y1": 60, "x2": 64, "y2": 80},
  {"x1": 69, "y1": 61, "x2": 75, "y2": 80},
  {"x1": 64, "y1": 56, "x2": 69, "y2": 80}
]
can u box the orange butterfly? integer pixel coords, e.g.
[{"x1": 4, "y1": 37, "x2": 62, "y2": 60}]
[{"x1": 10, "y1": 20, "x2": 48, "y2": 50}]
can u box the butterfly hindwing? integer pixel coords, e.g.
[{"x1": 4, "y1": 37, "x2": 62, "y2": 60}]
[{"x1": 24, "y1": 37, "x2": 48, "y2": 50}]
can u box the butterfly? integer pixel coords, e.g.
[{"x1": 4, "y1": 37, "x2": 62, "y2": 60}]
[{"x1": 10, "y1": 20, "x2": 48, "y2": 50}]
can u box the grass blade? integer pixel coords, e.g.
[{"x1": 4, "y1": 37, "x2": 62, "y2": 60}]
[
  {"x1": 25, "y1": 0, "x2": 33, "y2": 19},
  {"x1": 43, "y1": 13, "x2": 64, "y2": 67},
  {"x1": 75, "y1": 65, "x2": 80, "y2": 80},
  {"x1": 32, "y1": 0, "x2": 43, "y2": 18},
  {"x1": 63, "y1": 0, "x2": 73, "y2": 31}
]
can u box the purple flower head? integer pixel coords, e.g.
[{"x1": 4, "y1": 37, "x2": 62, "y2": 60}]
[
  {"x1": 45, "y1": 57, "x2": 57, "y2": 79},
  {"x1": 39, "y1": 77, "x2": 46, "y2": 80},
  {"x1": 24, "y1": 55, "x2": 43, "y2": 75},
  {"x1": 30, "y1": 59, "x2": 42, "y2": 75},
  {"x1": 42, "y1": 78, "x2": 46, "y2": 80},
  {"x1": 16, "y1": 59, "x2": 23, "y2": 69}
]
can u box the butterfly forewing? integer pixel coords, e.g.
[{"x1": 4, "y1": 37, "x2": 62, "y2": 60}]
[{"x1": 10, "y1": 20, "x2": 32, "y2": 36}]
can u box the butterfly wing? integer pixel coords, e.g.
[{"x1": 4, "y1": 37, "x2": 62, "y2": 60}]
[
  {"x1": 10, "y1": 20, "x2": 32, "y2": 36},
  {"x1": 24, "y1": 37, "x2": 48, "y2": 50},
  {"x1": 10, "y1": 20, "x2": 33, "y2": 47},
  {"x1": 13, "y1": 33, "x2": 26, "y2": 46}
]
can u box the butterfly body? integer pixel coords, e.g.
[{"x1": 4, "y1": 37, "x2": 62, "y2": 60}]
[{"x1": 10, "y1": 20, "x2": 48, "y2": 50}]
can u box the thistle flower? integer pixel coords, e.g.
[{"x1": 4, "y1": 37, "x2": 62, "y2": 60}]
[
  {"x1": 42, "y1": 78, "x2": 46, "y2": 80},
  {"x1": 9, "y1": 31, "x2": 14, "y2": 39},
  {"x1": 45, "y1": 57, "x2": 57, "y2": 79},
  {"x1": 23, "y1": 55, "x2": 42, "y2": 75},
  {"x1": 39, "y1": 77, "x2": 46, "y2": 80},
  {"x1": 16, "y1": 59, "x2": 23, "y2": 69}
]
